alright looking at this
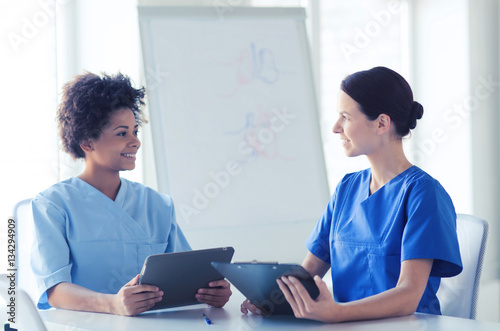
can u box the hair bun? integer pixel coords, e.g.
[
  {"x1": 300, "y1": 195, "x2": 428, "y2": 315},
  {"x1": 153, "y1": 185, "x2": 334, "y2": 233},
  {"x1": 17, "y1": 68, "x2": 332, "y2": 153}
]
[{"x1": 408, "y1": 101, "x2": 424, "y2": 130}]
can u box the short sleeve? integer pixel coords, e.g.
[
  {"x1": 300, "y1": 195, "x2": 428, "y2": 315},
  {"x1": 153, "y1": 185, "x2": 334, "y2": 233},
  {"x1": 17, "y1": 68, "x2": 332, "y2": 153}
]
[
  {"x1": 31, "y1": 196, "x2": 72, "y2": 309},
  {"x1": 305, "y1": 188, "x2": 337, "y2": 263},
  {"x1": 401, "y1": 180, "x2": 463, "y2": 277},
  {"x1": 164, "y1": 197, "x2": 192, "y2": 253}
]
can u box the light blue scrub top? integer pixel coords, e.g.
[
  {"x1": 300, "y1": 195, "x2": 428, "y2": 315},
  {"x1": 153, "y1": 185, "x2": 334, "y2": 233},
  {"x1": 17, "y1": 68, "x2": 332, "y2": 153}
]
[
  {"x1": 31, "y1": 177, "x2": 191, "y2": 309},
  {"x1": 306, "y1": 166, "x2": 462, "y2": 315}
]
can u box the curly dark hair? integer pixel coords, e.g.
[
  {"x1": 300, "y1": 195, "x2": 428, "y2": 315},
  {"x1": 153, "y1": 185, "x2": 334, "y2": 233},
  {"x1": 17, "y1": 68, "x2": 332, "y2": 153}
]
[{"x1": 57, "y1": 72, "x2": 147, "y2": 159}]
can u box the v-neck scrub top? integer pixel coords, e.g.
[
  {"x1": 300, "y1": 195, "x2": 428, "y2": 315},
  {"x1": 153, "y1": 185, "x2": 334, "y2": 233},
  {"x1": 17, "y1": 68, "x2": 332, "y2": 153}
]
[
  {"x1": 306, "y1": 166, "x2": 462, "y2": 315},
  {"x1": 31, "y1": 177, "x2": 191, "y2": 309}
]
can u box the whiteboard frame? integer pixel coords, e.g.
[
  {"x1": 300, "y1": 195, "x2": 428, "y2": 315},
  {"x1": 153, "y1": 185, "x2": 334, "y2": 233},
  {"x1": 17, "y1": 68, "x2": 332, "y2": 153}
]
[{"x1": 138, "y1": 6, "x2": 330, "y2": 227}]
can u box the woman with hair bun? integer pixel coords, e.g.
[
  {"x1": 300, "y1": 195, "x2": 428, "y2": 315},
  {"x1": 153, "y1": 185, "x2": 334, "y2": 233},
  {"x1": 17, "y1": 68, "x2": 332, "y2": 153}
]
[{"x1": 242, "y1": 66, "x2": 462, "y2": 322}]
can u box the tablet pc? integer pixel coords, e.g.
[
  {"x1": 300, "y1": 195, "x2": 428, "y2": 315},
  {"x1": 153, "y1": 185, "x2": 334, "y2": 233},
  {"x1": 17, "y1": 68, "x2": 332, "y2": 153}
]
[
  {"x1": 211, "y1": 262, "x2": 319, "y2": 315},
  {"x1": 139, "y1": 247, "x2": 234, "y2": 310}
]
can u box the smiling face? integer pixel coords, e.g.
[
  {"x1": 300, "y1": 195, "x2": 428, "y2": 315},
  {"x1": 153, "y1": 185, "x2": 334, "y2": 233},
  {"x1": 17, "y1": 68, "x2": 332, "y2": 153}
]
[
  {"x1": 333, "y1": 91, "x2": 380, "y2": 157},
  {"x1": 82, "y1": 107, "x2": 141, "y2": 173}
]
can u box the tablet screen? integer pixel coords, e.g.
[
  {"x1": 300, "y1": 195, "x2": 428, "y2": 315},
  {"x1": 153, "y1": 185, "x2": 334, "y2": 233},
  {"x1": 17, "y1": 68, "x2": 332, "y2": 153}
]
[
  {"x1": 212, "y1": 262, "x2": 319, "y2": 315},
  {"x1": 139, "y1": 247, "x2": 234, "y2": 310}
]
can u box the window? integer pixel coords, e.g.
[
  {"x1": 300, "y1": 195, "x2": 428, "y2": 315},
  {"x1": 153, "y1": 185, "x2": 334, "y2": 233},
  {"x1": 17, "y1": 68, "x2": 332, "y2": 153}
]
[
  {"x1": 1, "y1": 0, "x2": 59, "y2": 223},
  {"x1": 318, "y1": 0, "x2": 407, "y2": 190}
]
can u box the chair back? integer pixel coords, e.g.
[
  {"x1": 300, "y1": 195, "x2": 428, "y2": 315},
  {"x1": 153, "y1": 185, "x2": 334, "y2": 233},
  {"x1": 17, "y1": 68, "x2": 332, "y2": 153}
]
[
  {"x1": 0, "y1": 274, "x2": 47, "y2": 331},
  {"x1": 437, "y1": 213, "x2": 488, "y2": 319},
  {"x1": 3, "y1": 198, "x2": 47, "y2": 330},
  {"x1": 12, "y1": 198, "x2": 40, "y2": 305}
]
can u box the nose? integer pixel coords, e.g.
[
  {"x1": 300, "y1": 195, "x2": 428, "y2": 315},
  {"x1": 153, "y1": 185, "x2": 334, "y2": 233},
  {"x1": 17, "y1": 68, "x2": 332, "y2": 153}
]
[
  {"x1": 129, "y1": 134, "x2": 141, "y2": 150},
  {"x1": 332, "y1": 118, "x2": 343, "y2": 134}
]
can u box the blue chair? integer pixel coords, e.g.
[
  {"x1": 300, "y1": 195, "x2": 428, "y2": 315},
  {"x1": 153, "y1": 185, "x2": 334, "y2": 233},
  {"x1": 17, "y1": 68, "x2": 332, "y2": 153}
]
[{"x1": 436, "y1": 214, "x2": 489, "y2": 319}]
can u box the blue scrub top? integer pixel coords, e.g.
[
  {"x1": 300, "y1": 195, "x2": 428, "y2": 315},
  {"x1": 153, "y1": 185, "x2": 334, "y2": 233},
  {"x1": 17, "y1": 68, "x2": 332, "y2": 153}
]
[
  {"x1": 31, "y1": 177, "x2": 191, "y2": 309},
  {"x1": 306, "y1": 166, "x2": 462, "y2": 314}
]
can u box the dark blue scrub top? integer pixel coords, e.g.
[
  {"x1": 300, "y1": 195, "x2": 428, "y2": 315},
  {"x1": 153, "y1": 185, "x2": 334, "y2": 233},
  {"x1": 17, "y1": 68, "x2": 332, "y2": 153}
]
[{"x1": 306, "y1": 166, "x2": 462, "y2": 314}]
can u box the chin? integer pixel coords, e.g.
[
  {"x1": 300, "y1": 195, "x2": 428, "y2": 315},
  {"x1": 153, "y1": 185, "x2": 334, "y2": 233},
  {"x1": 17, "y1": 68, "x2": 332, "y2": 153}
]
[
  {"x1": 343, "y1": 149, "x2": 354, "y2": 157},
  {"x1": 121, "y1": 165, "x2": 136, "y2": 171},
  {"x1": 344, "y1": 150, "x2": 361, "y2": 158}
]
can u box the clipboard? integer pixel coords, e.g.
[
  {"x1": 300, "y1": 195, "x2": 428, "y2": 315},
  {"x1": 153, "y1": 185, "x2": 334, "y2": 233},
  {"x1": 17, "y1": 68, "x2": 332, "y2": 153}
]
[
  {"x1": 138, "y1": 247, "x2": 234, "y2": 310},
  {"x1": 211, "y1": 262, "x2": 319, "y2": 315}
]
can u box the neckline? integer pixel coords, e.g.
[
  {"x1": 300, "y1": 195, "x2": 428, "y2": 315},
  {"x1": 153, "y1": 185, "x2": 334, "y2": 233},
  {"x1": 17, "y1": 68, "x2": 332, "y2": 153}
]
[
  {"x1": 367, "y1": 165, "x2": 417, "y2": 197},
  {"x1": 73, "y1": 176, "x2": 125, "y2": 203}
]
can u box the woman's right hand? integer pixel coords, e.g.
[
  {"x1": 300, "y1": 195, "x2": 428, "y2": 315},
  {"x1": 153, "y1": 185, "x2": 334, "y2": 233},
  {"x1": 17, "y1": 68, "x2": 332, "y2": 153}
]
[
  {"x1": 240, "y1": 299, "x2": 265, "y2": 315},
  {"x1": 111, "y1": 274, "x2": 163, "y2": 316}
]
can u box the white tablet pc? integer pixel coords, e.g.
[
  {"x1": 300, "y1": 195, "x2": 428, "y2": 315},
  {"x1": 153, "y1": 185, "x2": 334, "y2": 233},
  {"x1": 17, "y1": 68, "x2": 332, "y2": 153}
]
[
  {"x1": 212, "y1": 262, "x2": 319, "y2": 315},
  {"x1": 138, "y1": 247, "x2": 234, "y2": 310}
]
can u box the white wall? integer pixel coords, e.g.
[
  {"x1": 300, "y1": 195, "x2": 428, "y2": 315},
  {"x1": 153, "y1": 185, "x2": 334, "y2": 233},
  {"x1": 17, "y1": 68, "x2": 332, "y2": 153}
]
[
  {"x1": 0, "y1": 0, "x2": 60, "y2": 217},
  {"x1": 409, "y1": 0, "x2": 472, "y2": 215},
  {"x1": 410, "y1": 0, "x2": 500, "y2": 322},
  {"x1": 468, "y1": 0, "x2": 500, "y2": 322}
]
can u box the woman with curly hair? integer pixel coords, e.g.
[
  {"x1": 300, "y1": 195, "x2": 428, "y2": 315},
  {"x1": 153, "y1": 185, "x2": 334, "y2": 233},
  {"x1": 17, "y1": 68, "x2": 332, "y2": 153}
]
[{"x1": 31, "y1": 72, "x2": 231, "y2": 316}]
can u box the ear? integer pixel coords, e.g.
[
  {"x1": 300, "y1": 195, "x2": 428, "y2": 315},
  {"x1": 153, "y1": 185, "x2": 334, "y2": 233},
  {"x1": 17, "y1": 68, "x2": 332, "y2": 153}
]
[
  {"x1": 80, "y1": 140, "x2": 94, "y2": 153},
  {"x1": 376, "y1": 114, "x2": 391, "y2": 135}
]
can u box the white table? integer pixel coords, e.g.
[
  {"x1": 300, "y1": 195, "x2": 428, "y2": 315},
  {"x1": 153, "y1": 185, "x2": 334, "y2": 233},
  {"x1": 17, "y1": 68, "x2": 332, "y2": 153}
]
[{"x1": 40, "y1": 291, "x2": 500, "y2": 331}]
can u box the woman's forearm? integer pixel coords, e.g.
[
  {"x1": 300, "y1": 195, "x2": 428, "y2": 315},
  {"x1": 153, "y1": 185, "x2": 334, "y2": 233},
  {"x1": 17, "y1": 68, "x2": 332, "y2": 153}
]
[
  {"x1": 47, "y1": 276, "x2": 163, "y2": 316},
  {"x1": 334, "y1": 282, "x2": 423, "y2": 322},
  {"x1": 47, "y1": 282, "x2": 115, "y2": 314}
]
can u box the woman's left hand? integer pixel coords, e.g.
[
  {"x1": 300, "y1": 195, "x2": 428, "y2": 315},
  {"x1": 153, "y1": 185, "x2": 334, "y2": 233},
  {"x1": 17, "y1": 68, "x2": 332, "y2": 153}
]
[
  {"x1": 196, "y1": 279, "x2": 232, "y2": 308},
  {"x1": 277, "y1": 275, "x2": 340, "y2": 323}
]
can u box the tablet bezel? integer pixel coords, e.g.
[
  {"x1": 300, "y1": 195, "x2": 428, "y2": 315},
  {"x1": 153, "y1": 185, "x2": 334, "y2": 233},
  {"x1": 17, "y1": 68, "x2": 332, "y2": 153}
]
[{"x1": 139, "y1": 247, "x2": 234, "y2": 310}]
